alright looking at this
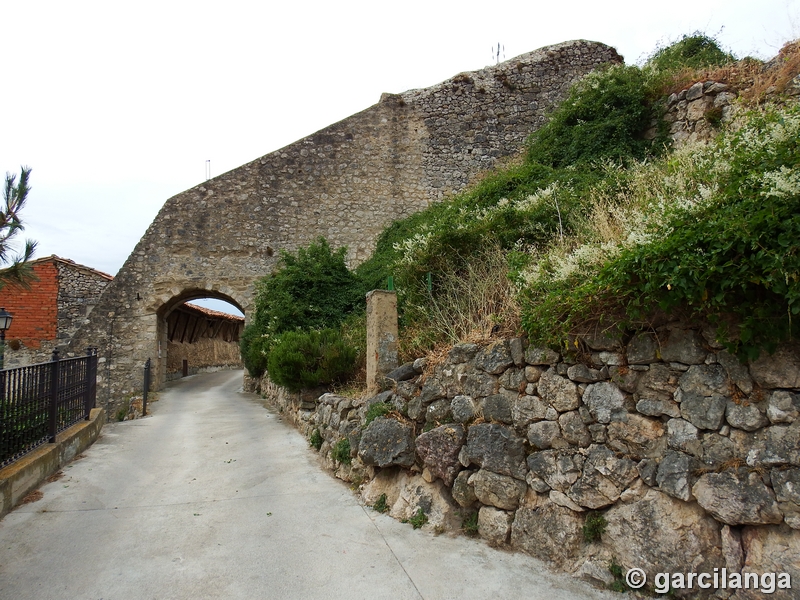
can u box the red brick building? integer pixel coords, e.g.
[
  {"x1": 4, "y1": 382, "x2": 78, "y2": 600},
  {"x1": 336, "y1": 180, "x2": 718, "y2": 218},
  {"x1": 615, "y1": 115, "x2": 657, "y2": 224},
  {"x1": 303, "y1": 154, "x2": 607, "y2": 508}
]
[{"x1": 0, "y1": 256, "x2": 113, "y2": 367}]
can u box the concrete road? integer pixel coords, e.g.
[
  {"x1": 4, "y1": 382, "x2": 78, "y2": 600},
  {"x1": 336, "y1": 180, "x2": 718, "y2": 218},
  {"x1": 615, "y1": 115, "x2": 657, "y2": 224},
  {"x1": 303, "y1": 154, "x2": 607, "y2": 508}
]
[{"x1": 0, "y1": 370, "x2": 615, "y2": 600}]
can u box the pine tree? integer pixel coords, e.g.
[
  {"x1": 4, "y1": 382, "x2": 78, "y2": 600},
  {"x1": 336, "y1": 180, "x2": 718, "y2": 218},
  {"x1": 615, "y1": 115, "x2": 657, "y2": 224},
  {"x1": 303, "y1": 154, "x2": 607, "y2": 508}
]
[{"x1": 0, "y1": 167, "x2": 37, "y2": 289}]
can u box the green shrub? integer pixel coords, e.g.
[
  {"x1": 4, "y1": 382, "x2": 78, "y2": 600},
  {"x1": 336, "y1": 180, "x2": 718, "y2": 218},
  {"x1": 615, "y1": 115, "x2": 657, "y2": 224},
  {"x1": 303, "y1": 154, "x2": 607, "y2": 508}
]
[
  {"x1": 240, "y1": 324, "x2": 271, "y2": 378},
  {"x1": 526, "y1": 64, "x2": 657, "y2": 168},
  {"x1": 594, "y1": 105, "x2": 800, "y2": 360},
  {"x1": 583, "y1": 511, "x2": 607, "y2": 542},
  {"x1": 364, "y1": 401, "x2": 392, "y2": 426},
  {"x1": 240, "y1": 238, "x2": 366, "y2": 378},
  {"x1": 267, "y1": 329, "x2": 357, "y2": 391},
  {"x1": 255, "y1": 238, "x2": 365, "y2": 333},
  {"x1": 309, "y1": 429, "x2": 323, "y2": 451},
  {"x1": 331, "y1": 438, "x2": 352, "y2": 464},
  {"x1": 647, "y1": 33, "x2": 735, "y2": 72}
]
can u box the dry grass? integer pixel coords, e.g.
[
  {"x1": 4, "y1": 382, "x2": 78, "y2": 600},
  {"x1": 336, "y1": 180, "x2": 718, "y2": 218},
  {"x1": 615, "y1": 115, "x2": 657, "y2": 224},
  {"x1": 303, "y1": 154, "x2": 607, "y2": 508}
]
[
  {"x1": 46, "y1": 471, "x2": 65, "y2": 483},
  {"x1": 21, "y1": 490, "x2": 43, "y2": 504},
  {"x1": 399, "y1": 246, "x2": 521, "y2": 364},
  {"x1": 652, "y1": 40, "x2": 800, "y2": 103},
  {"x1": 329, "y1": 371, "x2": 368, "y2": 399}
]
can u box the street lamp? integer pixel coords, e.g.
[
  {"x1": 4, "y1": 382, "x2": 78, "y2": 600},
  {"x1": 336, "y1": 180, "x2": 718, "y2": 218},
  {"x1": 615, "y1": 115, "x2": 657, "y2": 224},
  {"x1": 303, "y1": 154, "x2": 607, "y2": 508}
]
[{"x1": 0, "y1": 307, "x2": 13, "y2": 370}]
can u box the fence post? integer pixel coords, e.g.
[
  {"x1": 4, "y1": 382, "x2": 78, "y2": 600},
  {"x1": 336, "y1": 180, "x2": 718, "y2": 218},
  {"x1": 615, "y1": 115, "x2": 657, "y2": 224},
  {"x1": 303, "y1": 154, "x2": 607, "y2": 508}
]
[
  {"x1": 143, "y1": 358, "x2": 151, "y2": 416},
  {"x1": 49, "y1": 349, "x2": 60, "y2": 443},
  {"x1": 84, "y1": 347, "x2": 97, "y2": 420},
  {"x1": 365, "y1": 290, "x2": 399, "y2": 393}
]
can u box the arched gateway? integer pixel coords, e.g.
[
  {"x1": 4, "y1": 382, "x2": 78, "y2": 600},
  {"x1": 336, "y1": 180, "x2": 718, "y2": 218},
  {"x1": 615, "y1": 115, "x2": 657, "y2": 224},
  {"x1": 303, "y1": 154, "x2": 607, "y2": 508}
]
[{"x1": 67, "y1": 40, "x2": 622, "y2": 411}]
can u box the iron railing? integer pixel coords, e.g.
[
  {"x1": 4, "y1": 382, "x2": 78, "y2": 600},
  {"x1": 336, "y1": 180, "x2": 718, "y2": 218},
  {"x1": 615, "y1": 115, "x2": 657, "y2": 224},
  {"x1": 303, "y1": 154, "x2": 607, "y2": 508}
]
[
  {"x1": 0, "y1": 348, "x2": 98, "y2": 468},
  {"x1": 143, "y1": 358, "x2": 151, "y2": 416}
]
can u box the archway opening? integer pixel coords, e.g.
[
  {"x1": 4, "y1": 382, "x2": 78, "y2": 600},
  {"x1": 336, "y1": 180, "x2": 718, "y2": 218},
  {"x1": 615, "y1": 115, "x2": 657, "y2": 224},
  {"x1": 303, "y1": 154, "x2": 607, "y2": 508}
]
[{"x1": 156, "y1": 290, "x2": 246, "y2": 386}]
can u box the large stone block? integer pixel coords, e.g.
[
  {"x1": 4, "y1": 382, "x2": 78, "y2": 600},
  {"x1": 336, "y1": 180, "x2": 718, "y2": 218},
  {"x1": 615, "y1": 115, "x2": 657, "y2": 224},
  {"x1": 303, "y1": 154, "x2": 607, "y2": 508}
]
[
  {"x1": 415, "y1": 424, "x2": 465, "y2": 486},
  {"x1": 606, "y1": 414, "x2": 665, "y2": 457},
  {"x1": 749, "y1": 344, "x2": 800, "y2": 388},
  {"x1": 510, "y1": 502, "x2": 583, "y2": 566},
  {"x1": 738, "y1": 525, "x2": 800, "y2": 599},
  {"x1": 475, "y1": 341, "x2": 513, "y2": 375},
  {"x1": 538, "y1": 370, "x2": 580, "y2": 412},
  {"x1": 604, "y1": 489, "x2": 723, "y2": 583},
  {"x1": 568, "y1": 444, "x2": 637, "y2": 509},
  {"x1": 660, "y1": 328, "x2": 707, "y2": 364},
  {"x1": 358, "y1": 418, "x2": 415, "y2": 467},
  {"x1": 478, "y1": 506, "x2": 514, "y2": 546},
  {"x1": 583, "y1": 381, "x2": 626, "y2": 423},
  {"x1": 693, "y1": 468, "x2": 783, "y2": 526},
  {"x1": 459, "y1": 423, "x2": 527, "y2": 480},
  {"x1": 469, "y1": 469, "x2": 527, "y2": 510},
  {"x1": 527, "y1": 449, "x2": 582, "y2": 492}
]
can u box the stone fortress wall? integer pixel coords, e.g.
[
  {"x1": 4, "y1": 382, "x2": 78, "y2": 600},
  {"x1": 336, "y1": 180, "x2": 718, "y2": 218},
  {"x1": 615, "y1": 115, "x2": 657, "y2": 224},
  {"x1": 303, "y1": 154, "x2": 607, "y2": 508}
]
[{"x1": 67, "y1": 40, "x2": 623, "y2": 408}]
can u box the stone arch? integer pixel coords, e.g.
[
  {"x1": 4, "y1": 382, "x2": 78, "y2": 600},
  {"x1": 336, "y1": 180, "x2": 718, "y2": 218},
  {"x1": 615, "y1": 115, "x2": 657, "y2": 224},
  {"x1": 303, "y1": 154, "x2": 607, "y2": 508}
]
[{"x1": 152, "y1": 287, "x2": 248, "y2": 319}]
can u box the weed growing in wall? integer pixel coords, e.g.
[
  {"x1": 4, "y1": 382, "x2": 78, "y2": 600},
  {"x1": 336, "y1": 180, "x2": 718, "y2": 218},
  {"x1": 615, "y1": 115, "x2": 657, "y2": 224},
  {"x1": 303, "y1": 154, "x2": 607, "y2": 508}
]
[
  {"x1": 404, "y1": 508, "x2": 428, "y2": 530},
  {"x1": 331, "y1": 438, "x2": 352, "y2": 465},
  {"x1": 582, "y1": 511, "x2": 607, "y2": 543},
  {"x1": 372, "y1": 493, "x2": 389, "y2": 513},
  {"x1": 364, "y1": 401, "x2": 392, "y2": 426},
  {"x1": 461, "y1": 511, "x2": 479, "y2": 536}
]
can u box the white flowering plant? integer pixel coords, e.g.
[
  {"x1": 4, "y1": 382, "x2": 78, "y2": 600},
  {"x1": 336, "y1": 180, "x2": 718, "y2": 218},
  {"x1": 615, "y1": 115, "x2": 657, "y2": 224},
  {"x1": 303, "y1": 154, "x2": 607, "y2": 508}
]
[{"x1": 523, "y1": 105, "x2": 800, "y2": 359}]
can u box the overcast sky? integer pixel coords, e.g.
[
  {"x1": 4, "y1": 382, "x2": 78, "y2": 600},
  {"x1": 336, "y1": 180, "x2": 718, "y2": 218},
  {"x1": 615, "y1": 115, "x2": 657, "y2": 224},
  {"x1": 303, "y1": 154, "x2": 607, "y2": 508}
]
[{"x1": 2, "y1": 0, "x2": 798, "y2": 315}]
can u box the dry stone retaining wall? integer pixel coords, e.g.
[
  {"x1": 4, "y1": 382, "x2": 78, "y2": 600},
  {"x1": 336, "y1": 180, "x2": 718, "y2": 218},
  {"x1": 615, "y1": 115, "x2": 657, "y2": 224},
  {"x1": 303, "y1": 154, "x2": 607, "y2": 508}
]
[
  {"x1": 661, "y1": 80, "x2": 739, "y2": 146},
  {"x1": 261, "y1": 326, "x2": 800, "y2": 598}
]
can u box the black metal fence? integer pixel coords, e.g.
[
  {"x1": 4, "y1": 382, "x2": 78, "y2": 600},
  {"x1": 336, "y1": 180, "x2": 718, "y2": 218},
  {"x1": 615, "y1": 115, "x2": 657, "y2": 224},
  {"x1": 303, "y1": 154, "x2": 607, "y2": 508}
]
[
  {"x1": 0, "y1": 348, "x2": 98, "y2": 468},
  {"x1": 143, "y1": 358, "x2": 151, "y2": 416}
]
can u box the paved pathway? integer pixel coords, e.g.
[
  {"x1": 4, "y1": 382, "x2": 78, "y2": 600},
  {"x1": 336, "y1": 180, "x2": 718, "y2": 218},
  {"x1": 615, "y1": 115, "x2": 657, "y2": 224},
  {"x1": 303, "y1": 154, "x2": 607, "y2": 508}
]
[{"x1": 0, "y1": 370, "x2": 615, "y2": 600}]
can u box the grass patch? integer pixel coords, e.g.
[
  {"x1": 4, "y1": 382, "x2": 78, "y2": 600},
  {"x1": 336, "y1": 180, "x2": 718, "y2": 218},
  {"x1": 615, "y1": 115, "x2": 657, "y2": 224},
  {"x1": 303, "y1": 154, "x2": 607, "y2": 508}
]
[
  {"x1": 404, "y1": 507, "x2": 429, "y2": 530},
  {"x1": 609, "y1": 557, "x2": 629, "y2": 593},
  {"x1": 115, "y1": 399, "x2": 130, "y2": 422},
  {"x1": 461, "y1": 511, "x2": 479, "y2": 536},
  {"x1": 583, "y1": 511, "x2": 607, "y2": 543},
  {"x1": 309, "y1": 429, "x2": 323, "y2": 451},
  {"x1": 372, "y1": 493, "x2": 390, "y2": 513},
  {"x1": 331, "y1": 438, "x2": 352, "y2": 465},
  {"x1": 364, "y1": 402, "x2": 392, "y2": 426}
]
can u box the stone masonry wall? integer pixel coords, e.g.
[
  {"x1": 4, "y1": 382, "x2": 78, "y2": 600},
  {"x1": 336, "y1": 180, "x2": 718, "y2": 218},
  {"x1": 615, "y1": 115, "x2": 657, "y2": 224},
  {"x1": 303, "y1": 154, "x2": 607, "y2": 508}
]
[
  {"x1": 55, "y1": 260, "x2": 113, "y2": 343},
  {"x1": 166, "y1": 338, "x2": 242, "y2": 381},
  {"x1": 261, "y1": 326, "x2": 800, "y2": 599},
  {"x1": 662, "y1": 80, "x2": 739, "y2": 146},
  {"x1": 67, "y1": 39, "x2": 622, "y2": 408}
]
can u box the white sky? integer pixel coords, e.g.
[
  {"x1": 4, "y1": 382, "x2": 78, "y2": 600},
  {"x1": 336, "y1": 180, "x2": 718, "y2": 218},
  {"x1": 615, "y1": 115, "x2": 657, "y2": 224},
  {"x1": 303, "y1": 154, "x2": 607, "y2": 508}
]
[{"x1": 2, "y1": 0, "x2": 798, "y2": 315}]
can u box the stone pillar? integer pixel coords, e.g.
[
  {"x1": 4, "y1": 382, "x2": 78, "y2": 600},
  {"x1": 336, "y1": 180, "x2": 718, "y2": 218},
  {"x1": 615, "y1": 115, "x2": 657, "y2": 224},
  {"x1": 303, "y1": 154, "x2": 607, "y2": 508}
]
[{"x1": 366, "y1": 290, "x2": 398, "y2": 393}]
